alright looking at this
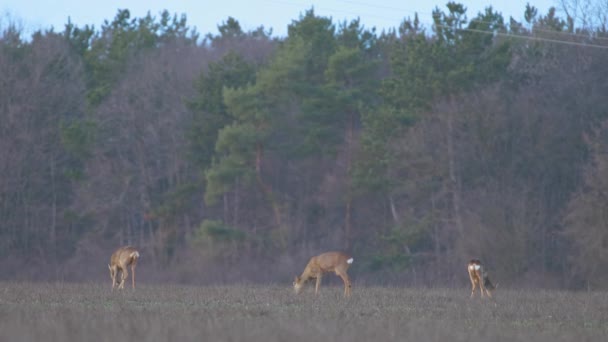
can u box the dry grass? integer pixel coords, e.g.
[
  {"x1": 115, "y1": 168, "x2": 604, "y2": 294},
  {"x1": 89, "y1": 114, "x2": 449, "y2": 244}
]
[{"x1": 0, "y1": 282, "x2": 607, "y2": 341}]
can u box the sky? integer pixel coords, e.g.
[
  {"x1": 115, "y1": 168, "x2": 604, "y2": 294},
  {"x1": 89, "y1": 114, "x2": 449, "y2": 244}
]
[{"x1": 2, "y1": 0, "x2": 559, "y2": 38}]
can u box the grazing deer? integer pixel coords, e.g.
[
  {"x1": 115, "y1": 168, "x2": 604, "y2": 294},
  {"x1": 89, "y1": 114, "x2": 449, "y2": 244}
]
[
  {"x1": 109, "y1": 246, "x2": 140, "y2": 290},
  {"x1": 293, "y1": 251, "x2": 353, "y2": 297},
  {"x1": 468, "y1": 259, "x2": 497, "y2": 298}
]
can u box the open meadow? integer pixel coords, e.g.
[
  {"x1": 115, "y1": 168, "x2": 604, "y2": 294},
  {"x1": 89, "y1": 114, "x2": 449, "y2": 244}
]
[{"x1": 0, "y1": 282, "x2": 607, "y2": 342}]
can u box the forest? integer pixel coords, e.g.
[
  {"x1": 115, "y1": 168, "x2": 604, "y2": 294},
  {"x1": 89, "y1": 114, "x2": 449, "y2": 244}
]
[{"x1": 1, "y1": 1, "x2": 608, "y2": 289}]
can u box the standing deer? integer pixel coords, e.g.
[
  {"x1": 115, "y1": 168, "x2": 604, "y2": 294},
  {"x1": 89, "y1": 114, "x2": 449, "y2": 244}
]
[
  {"x1": 468, "y1": 259, "x2": 497, "y2": 298},
  {"x1": 293, "y1": 251, "x2": 353, "y2": 297},
  {"x1": 109, "y1": 246, "x2": 140, "y2": 290}
]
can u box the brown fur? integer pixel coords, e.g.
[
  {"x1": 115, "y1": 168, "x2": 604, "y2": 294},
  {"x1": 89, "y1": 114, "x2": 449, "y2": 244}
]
[
  {"x1": 293, "y1": 251, "x2": 353, "y2": 297},
  {"x1": 467, "y1": 259, "x2": 496, "y2": 298},
  {"x1": 109, "y1": 246, "x2": 140, "y2": 290}
]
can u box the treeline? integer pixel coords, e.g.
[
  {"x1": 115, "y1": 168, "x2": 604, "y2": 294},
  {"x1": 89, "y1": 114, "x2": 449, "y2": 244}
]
[{"x1": 2, "y1": 2, "x2": 608, "y2": 288}]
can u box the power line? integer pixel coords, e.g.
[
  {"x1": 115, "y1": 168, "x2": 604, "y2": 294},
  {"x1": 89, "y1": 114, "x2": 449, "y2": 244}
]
[
  {"x1": 435, "y1": 24, "x2": 608, "y2": 49},
  {"x1": 335, "y1": 0, "x2": 608, "y2": 43},
  {"x1": 264, "y1": 0, "x2": 608, "y2": 49}
]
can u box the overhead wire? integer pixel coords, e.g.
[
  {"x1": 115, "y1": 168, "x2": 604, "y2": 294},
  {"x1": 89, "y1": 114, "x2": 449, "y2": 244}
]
[
  {"x1": 334, "y1": 0, "x2": 608, "y2": 43},
  {"x1": 434, "y1": 23, "x2": 608, "y2": 49},
  {"x1": 263, "y1": 0, "x2": 608, "y2": 49}
]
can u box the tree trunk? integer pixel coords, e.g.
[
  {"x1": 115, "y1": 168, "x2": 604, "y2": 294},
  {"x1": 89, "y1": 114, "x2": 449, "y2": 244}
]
[
  {"x1": 256, "y1": 143, "x2": 281, "y2": 227},
  {"x1": 389, "y1": 195, "x2": 400, "y2": 224},
  {"x1": 446, "y1": 101, "x2": 464, "y2": 238},
  {"x1": 343, "y1": 111, "x2": 356, "y2": 250},
  {"x1": 50, "y1": 155, "x2": 58, "y2": 277},
  {"x1": 233, "y1": 178, "x2": 240, "y2": 227}
]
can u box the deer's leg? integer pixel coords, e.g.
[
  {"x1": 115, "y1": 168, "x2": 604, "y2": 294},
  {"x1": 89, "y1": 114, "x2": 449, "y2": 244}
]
[
  {"x1": 131, "y1": 264, "x2": 136, "y2": 289},
  {"x1": 479, "y1": 281, "x2": 486, "y2": 298},
  {"x1": 469, "y1": 274, "x2": 477, "y2": 298},
  {"x1": 120, "y1": 267, "x2": 128, "y2": 290},
  {"x1": 110, "y1": 268, "x2": 116, "y2": 291},
  {"x1": 315, "y1": 275, "x2": 322, "y2": 295},
  {"x1": 337, "y1": 271, "x2": 352, "y2": 297},
  {"x1": 483, "y1": 281, "x2": 492, "y2": 298}
]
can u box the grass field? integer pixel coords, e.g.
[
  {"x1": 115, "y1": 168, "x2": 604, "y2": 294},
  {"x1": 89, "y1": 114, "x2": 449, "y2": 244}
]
[{"x1": 1, "y1": 282, "x2": 607, "y2": 341}]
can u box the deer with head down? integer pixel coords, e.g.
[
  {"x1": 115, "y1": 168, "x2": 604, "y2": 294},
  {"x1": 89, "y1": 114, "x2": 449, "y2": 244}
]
[
  {"x1": 293, "y1": 251, "x2": 353, "y2": 297},
  {"x1": 109, "y1": 246, "x2": 140, "y2": 290},
  {"x1": 468, "y1": 259, "x2": 497, "y2": 298}
]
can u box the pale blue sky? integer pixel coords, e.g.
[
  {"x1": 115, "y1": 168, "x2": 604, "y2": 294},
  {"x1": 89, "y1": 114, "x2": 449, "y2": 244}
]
[{"x1": 3, "y1": 0, "x2": 558, "y2": 37}]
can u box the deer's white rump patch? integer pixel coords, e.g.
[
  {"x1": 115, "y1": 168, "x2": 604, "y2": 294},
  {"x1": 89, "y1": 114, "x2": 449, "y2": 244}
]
[
  {"x1": 347, "y1": 258, "x2": 354, "y2": 264},
  {"x1": 469, "y1": 264, "x2": 480, "y2": 271}
]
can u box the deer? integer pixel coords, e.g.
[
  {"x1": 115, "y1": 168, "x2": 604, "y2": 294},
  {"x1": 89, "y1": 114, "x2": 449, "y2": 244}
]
[
  {"x1": 109, "y1": 246, "x2": 140, "y2": 290},
  {"x1": 293, "y1": 251, "x2": 353, "y2": 298},
  {"x1": 468, "y1": 259, "x2": 497, "y2": 298}
]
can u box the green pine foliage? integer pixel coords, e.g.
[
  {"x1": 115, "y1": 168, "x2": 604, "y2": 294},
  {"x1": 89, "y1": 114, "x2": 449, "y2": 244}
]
[{"x1": 2, "y1": 3, "x2": 608, "y2": 287}]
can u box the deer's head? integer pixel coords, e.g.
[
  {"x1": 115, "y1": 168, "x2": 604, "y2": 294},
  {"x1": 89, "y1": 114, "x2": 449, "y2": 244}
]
[{"x1": 293, "y1": 276, "x2": 304, "y2": 294}]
